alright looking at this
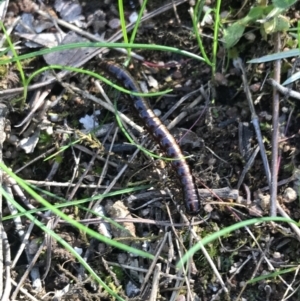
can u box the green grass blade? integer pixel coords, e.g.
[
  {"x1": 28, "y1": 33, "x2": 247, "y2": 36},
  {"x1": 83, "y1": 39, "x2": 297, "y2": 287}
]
[
  {"x1": 2, "y1": 184, "x2": 150, "y2": 221},
  {"x1": 0, "y1": 186, "x2": 127, "y2": 300},
  {"x1": 177, "y1": 217, "x2": 298, "y2": 268},
  {"x1": 0, "y1": 42, "x2": 205, "y2": 65},
  {"x1": 0, "y1": 162, "x2": 154, "y2": 260},
  {"x1": 191, "y1": 1, "x2": 212, "y2": 66},
  {"x1": 248, "y1": 49, "x2": 300, "y2": 63},
  {"x1": 247, "y1": 267, "x2": 298, "y2": 284},
  {"x1": 0, "y1": 22, "x2": 27, "y2": 106},
  {"x1": 129, "y1": 0, "x2": 148, "y2": 45},
  {"x1": 212, "y1": 0, "x2": 222, "y2": 74},
  {"x1": 26, "y1": 64, "x2": 171, "y2": 98}
]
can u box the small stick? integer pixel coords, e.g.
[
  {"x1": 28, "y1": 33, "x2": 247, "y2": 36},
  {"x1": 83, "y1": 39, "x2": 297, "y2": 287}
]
[
  {"x1": 270, "y1": 32, "x2": 281, "y2": 216},
  {"x1": 267, "y1": 78, "x2": 300, "y2": 100},
  {"x1": 234, "y1": 58, "x2": 271, "y2": 189}
]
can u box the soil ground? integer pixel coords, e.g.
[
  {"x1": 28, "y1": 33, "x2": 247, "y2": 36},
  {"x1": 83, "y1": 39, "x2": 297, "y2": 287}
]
[{"x1": 1, "y1": 0, "x2": 300, "y2": 300}]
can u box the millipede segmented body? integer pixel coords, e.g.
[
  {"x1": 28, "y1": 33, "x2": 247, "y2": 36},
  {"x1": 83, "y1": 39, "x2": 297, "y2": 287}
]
[{"x1": 102, "y1": 62, "x2": 200, "y2": 215}]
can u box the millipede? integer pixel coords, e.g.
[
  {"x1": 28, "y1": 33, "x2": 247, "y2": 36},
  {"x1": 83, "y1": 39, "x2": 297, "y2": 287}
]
[{"x1": 101, "y1": 62, "x2": 201, "y2": 215}]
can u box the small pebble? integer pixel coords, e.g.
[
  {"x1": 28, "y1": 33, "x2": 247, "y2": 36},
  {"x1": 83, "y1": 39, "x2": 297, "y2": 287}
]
[
  {"x1": 283, "y1": 187, "x2": 297, "y2": 203},
  {"x1": 153, "y1": 109, "x2": 161, "y2": 117},
  {"x1": 108, "y1": 18, "x2": 120, "y2": 29},
  {"x1": 49, "y1": 113, "x2": 59, "y2": 122},
  {"x1": 273, "y1": 252, "x2": 281, "y2": 259},
  {"x1": 172, "y1": 70, "x2": 182, "y2": 80},
  {"x1": 129, "y1": 11, "x2": 138, "y2": 23},
  {"x1": 244, "y1": 32, "x2": 256, "y2": 41}
]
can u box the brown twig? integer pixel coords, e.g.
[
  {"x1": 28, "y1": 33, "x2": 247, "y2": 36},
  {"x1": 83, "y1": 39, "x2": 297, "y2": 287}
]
[
  {"x1": 267, "y1": 79, "x2": 300, "y2": 100},
  {"x1": 234, "y1": 58, "x2": 271, "y2": 188},
  {"x1": 270, "y1": 32, "x2": 281, "y2": 217}
]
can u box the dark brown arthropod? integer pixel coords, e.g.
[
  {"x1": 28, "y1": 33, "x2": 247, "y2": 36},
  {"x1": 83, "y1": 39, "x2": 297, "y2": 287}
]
[{"x1": 102, "y1": 62, "x2": 200, "y2": 215}]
